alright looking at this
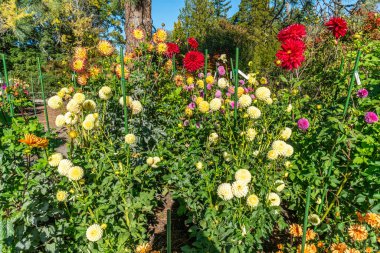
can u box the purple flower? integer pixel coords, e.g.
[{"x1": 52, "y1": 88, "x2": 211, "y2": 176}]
[
  {"x1": 230, "y1": 101, "x2": 236, "y2": 109},
  {"x1": 364, "y1": 112, "x2": 378, "y2": 124},
  {"x1": 226, "y1": 92, "x2": 231, "y2": 98},
  {"x1": 188, "y1": 102, "x2": 195, "y2": 110},
  {"x1": 196, "y1": 122, "x2": 201, "y2": 128},
  {"x1": 239, "y1": 80, "x2": 245, "y2": 85},
  {"x1": 218, "y1": 66, "x2": 226, "y2": 76},
  {"x1": 250, "y1": 94, "x2": 256, "y2": 100},
  {"x1": 199, "y1": 90, "x2": 204, "y2": 98},
  {"x1": 228, "y1": 86, "x2": 235, "y2": 94},
  {"x1": 207, "y1": 84, "x2": 212, "y2": 90},
  {"x1": 207, "y1": 72, "x2": 211, "y2": 77},
  {"x1": 198, "y1": 73, "x2": 204, "y2": 79},
  {"x1": 215, "y1": 90, "x2": 222, "y2": 98},
  {"x1": 297, "y1": 118, "x2": 310, "y2": 130},
  {"x1": 357, "y1": 88, "x2": 368, "y2": 98},
  {"x1": 183, "y1": 120, "x2": 189, "y2": 126},
  {"x1": 1, "y1": 84, "x2": 6, "y2": 90}
]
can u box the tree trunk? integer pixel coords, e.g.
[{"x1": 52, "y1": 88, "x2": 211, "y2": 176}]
[{"x1": 124, "y1": 0, "x2": 152, "y2": 50}]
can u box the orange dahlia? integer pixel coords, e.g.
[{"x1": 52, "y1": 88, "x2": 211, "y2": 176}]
[
  {"x1": 124, "y1": 52, "x2": 136, "y2": 64},
  {"x1": 73, "y1": 47, "x2": 87, "y2": 60},
  {"x1": 153, "y1": 28, "x2": 167, "y2": 43},
  {"x1": 345, "y1": 248, "x2": 360, "y2": 253},
  {"x1": 356, "y1": 211, "x2": 365, "y2": 222},
  {"x1": 289, "y1": 224, "x2": 303, "y2": 237},
  {"x1": 306, "y1": 229, "x2": 316, "y2": 241},
  {"x1": 317, "y1": 241, "x2": 324, "y2": 248},
  {"x1": 97, "y1": 40, "x2": 115, "y2": 56},
  {"x1": 115, "y1": 64, "x2": 130, "y2": 79},
  {"x1": 277, "y1": 244, "x2": 284, "y2": 250},
  {"x1": 174, "y1": 75, "x2": 184, "y2": 86},
  {"x1": 135, "y1": 243, "x2": 152, "y2": 253},
  {"x1": 71, "y1": 58, "x2": 87, "y2": 73},
  {"x1": 365, "y1": 213, "x2": 380, "y2": 228},
  {"x1": 89, "y1": 66, "x2": 101, "y2": 78},
  {"x1": 19, "y1": 134, "x2": 48, "y2": 148},
  {"x1": 297, "y1": 244, "x2": 317, "y2": 253},
  {"x1": 348, "y1": 224, "x2": 368, "y2": 241},
  {"x1": 77, "y1": 73, "x2": 89, "y2": 86},
  {"x1": 330, "y1": 242, "x2": 347, "y2": 253}
]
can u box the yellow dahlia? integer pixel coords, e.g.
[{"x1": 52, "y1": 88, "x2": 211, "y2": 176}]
[
  {"x1": 195, "y1": 161, "x2": 203, "y2": 170},
  {"x1": 267, "y1": 192, "x2": 281, "y2": 206},
  {"x1": 66, "y1": 99, "x2": 81, "y2": 114},
  {"x1": 73, "y1": 93, "x2": 85, "y2": 104},
  {"x1": 217, "y1": 183, "x2": 233, "y2": 201},
  {"x1": 272, "y1": 140, "x2": 288, "y2": 156},
  {"x1": 195, "y1": 96, "x2": 204, "y2": 105},
  {"x1": 153, "y1": 29, "x2": 167, "y2": 43},
  {"x1": 125, "y1": 133, "x2": 137, "y2": 145},
  {"x1": 267, "y1": 150, "x2": 279, "y2": 160},
  {"x1": 208, "y1": 132, "x2": 218, "y2": 143},
  {"x1": 209, "y1": 98, "x2": 221, "y2": 111},
  {"x1": 74, "y1": 47, "x2": 87, "y2": 60},
  {"x1": 56, "y1": 190, "x2": 68, "y2": 202},
  {"x1": 64, "y1": 112, "x2": 78, "y2": 125},
  {"x1": 237, "y1": 87, "x2": 245, "y2": 97},
  {"x1": 260, "y1": 77, "x2": 268, "y2": 85},
  {"x1": 280, "y1": 127, "x2": 292, "y2": 140},
  {"x1": 198, "y1": 101, "x2": 210, "y2": 113},
  {"x1": 185, "y1": 107, "x2": 193, "y2": 117},
  {"x1": 82, "y1": 119, "x2": 95, "y2": 131},
  {"x1": 86, "y1": 224, "x2": 103, "y2": 242},
  {"x1": 247, "y1": 194, "x2": 259, "y2": 207},
  {"x1": 55, "y1": 115, "x2": 66, "y2": 127},
  {"x1": 83, "y1": 100, "x2": 97, "y2": 111},
  {"x1": 275, "y1": 180, "x2": 285, "y2": 192},
  {"x1": 119, "y1": 96, "x2": 133, "y2": 107},
  {"x1": 206, "y1": 75, "x2": 214, "y2": 84},
  {"x1": 131, "y1": 100, "x2": 143, "y2": 115},
  {"x1": 186, "y1": 77, "x2": 194, "y2": 85},
  {"x1": 67, "y1": 166, "x2": 84, "y2": 181},
  {"x1": 239, "y1": 94, "x2": 252, "y2": 108},
  {"x1": 97, "y1": 40, "x2": 115, "y2": 56},
  {"x1": 133, "y1": 28, "x2": 144, "y2": 40},
  {"x1": 196, "y1": 79, "x2": 205, "y2": 88},
  {"x1": 284, "y1": 144, "x2": 294, "y2": 157},
  {"x1": 58, "y1": 159, "x2": 73, "y2": 176},
  {"x1": 99, "y1": 86, "x2": 112, "y2": 100},
  {"x1": 71, "y1": 58, "x2": 86, "y2": 73},
  {"x1": 156, "y1": 42, "x2": 168, "y2": 55},
  {"x1": 246, "y1": 128, "x2": 257, "y2": 141}
]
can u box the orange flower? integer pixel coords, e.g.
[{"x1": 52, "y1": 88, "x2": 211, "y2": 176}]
[
  {"x1": 97, "y1": 40, "x2": 115, "y2": 56},
  {"x1": 348, "y1": 224, "x2": 368, "y2": 241},
  {"x1": 289, "y1": 224, "x2": 303, "y2": 237},
  {"x1": 277, "y1": 244, "x2": 284, "y2": 250},
  {"x1": 124, "y1": 52, "x2": 136, "y2": 64},
  {"x1": 306, "y1": 229, "x2": 316, "y2": 241},
  {"x1": 133, "y1": 28, "x2": 144, "y2": 40},
  {"x1": 77, "y1": 73, "x2": 89, "y2": 86},
  {"x1": 365, "y1": 247, "x2": 372, "y2": 253},
  {"x1": 297, "y1": 244, "x2": 317, "y2": 253},
  {"x1": 356, "y1": 211, "x2": 365, "y2": 222},
  {"x1": 89, "y1": 66, "x2": 101, "y2": 78},
  {"x1": 115, "y1": 64, "x2": 130, "y2": 79},
  {"x1": 174, "y1": 75, "x2": 184, "y2": 87},
  {"x1": 317, "y1": 241, "x2": 324, "y2": 248},
  {"x1": 365, "y1": 213, "x2": 380, "y2": 228},
  {"x1": 19, "y1": 134, "x2": 48, "y2": 148},
  {"x1": 71, "y1": 58, "x2": 87, "y2": 73},
  {"x1": 73, "y1": 47, "x2": 87, "y2": 60},
  {"x1": 330, "y1": 242, "x2": 347, "y2": 253}
]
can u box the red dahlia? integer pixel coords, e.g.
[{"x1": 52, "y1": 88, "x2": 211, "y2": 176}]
[
  {"x1": 166, "y1": 42, "x2": 180, "y2": 58},
  {"x1": 325, "y1": 17, "x2": 348, "y2": 39},
  {"x1": 277, "y1": 24, "x2": 307, "y2": 42},
  {"x1": 188, "y1": 37, "x2": 199, "y2": 49},
  {"x1": 275, "y1": 39, "x2": 305, "y2": 71},
  {"x1": 183, "y1": 51, "x2": 204, "y2": 72}
]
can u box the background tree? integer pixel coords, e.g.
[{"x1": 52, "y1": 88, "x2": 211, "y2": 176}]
[{"x1": 213, "y1": 0, "x2": 232, "y2": 18}]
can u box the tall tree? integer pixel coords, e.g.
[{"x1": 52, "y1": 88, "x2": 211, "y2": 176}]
[
  {"x1": 213, "y1": 0, "x2": 232, "y2": 18},
  {"x1": 124, "y1": 0, "x2": 152, "y2": 50}
]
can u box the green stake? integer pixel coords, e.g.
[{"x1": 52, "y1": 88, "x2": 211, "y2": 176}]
[
  {"x1": 343, "y1": 50, "x2": 361, "y2": 118},
  {"x1": 167, "y1": 209, "x2": 172, "y2": 253},
  {"x1": 73, "y1": 72, "x2": 77, "y2": 88},
  {"x1": 204, "y1": 49, "x2": 208, "y2": 99},
  {"x1": 338, "y1": 56, "x2": 345, "y2": 74},
  {"x1": 30, "y1": 75, "x2": 37, "y2": 116},
  {"x1": 120, "y1": 47, "x2": 128, "y2": 134},
  {"x1": 1, "y1": 54, "x2": 14, "y2": 117},
  {"x1": 301, "y1": 186, "x2": 311, "y2": 253},
  {"x1": 37, "y1": 57, "x2": 50, "y2": 133},
  {"x1": 234, "y1": 48, "x2": 239, "y2": 132},
  {"x1": 172, "y1": 54, "x2": 176, "y2": 75}
]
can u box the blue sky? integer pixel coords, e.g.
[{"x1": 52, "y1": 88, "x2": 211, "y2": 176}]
[{"x1": 152, "y1": 0, "x2": 240, "y2": 30}]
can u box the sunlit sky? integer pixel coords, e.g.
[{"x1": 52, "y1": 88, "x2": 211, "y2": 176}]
[{"x1": 152, "y1": 0, "x2": 240, "y2": 30}]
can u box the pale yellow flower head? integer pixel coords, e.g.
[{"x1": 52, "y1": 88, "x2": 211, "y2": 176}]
[
  {"x1": 217, "y1": 78, "x2": 229, "y2": 89},
  {"x1": 208, "y1": 132, "x2": 218, "y2": 143},
  {"x1": 86, "y1": 224, "x2": 103, "y2": 242},
  {"x1": 235, "y1": 169, "x2": 251, "y2": 184},
  {"x1": 246, "y1": 128, "x2": 257, "y2": 141},
  {"x1": 48, "y1": 95, "x2": 63, "y2": 110},
  {"x1": 267, "y1": 192, "x2": 281, "y2": 206},
  {"x1": 82, "y1": 119, "x2": 95, "y2": 131},
  {"x1": 124, "y1": 133, "x2": 137, "y2": 145},
  {"x1": 275, "y1": 180, "x2": 285, "y2": 192},
  {"x1": 67, "y1": 166, "x2": 84, "y2": 181},
  {"x1": 131, "y1": 100, "x2": 143, "y2": 114},
  {"x1": 55, "y1": 115, "x2": 65, "y2": 127},
  {"x1": 232, "y1": 180, "x2": 249, "y2": 198},
  {"x1": 58, "y1": 159, "x2": 73, "y2": 176},
  {"x1": 280, "y1": 127, "x2": 292, "y2": 140},
  {"x1": 73, "y1": 93, "x2": 85, "y2": 104},
  {"x1": 99, "y1": 86, "x2": 112, "y2": 100},
  {"x1": 247, "y1": 194, "x2": 259, "y2": 207},
  {"x1": 267, "y1": 150, "x2": 279, "y2": 160},
  {"x1": 255, "y1": 87, "x2": 271, "y2": 100},
  {"x1": 83, "y1": 100, "x2": 97, "y2": 111},
  {"x1": 48, "y1": 153, "x2": 63, "y2": 167},
  {"x1": 209, "y1": 98, "x2": 221, "y2": 112},
  {"x1": 66, "y1": 99, "x2": 81, "y2": 114},
  {"x1": 133, "y1": 28, "x2": 144, "y2": 40},
  {"x1": 246, "y1": 106, "x2": 261, "y2": 119},
  {"x1": 217, "y1": 183, "x2": 233, "y2": 201},
  {"x1": 239, "y1": 94, "x2": 252, "y2": 108},
  {"x1": 56, "y1": 190, "x2": 68, "y2": 202},
  {"x1": 198, "y1": 101, "x2": 210, "y2": 113}
]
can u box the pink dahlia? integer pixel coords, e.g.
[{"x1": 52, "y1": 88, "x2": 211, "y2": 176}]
[
  {"x1": 357, "y1": 88, "x2": 368, "y2": 98},
  {"x1": 365, "y1": 112, "x2": 378, "y2": 124},
  {"x1": 297, "y1": 118, "x2": 310, "y2": 130}
]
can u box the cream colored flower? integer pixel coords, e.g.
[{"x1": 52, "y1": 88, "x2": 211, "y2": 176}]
[
  {"x1": 275, "y1": 180, "x2": 285, "y2": 192},
  {"x1": 67, "y1": 166, "x2": 84, "y2": 181},
  {"x1": 235, "y1": 169, "x2": 251, "y2": 184},
  {"x1": 267, "y1": 150, "x2": 279, "y2": 160},
  {"x1": 284, "y1": 144, "x2": 294, "y2": 157},
  {"x1": 48, "y1": 153, "x2": 63, "y2": 167},
  {"x1": 199, "y1": 101, "x2": 210, "y2": 113},
  {"x1": 82, "y1": 119, "x2": 95, "y2": 130},
  {"x1": 208, "y1": 132, "x2": 218, "y2": 143},
  {"x1": 267, "y1": 192, "x2": 281, "y2": 206},
  {"x1": 264, "y1": 97, "x2": 273, "y2": 105},
  {"x1": 55, "y1": 114, "x2": 66, "y2": 127},
  {"x1": 255, "y1": 87, "x2": 271, "y2": 100},
  {"x1": 73, "y1": 93, "x2": 85, "y2": 104},
  {"x1": 124, "y1": 134, "x2": 137, "y2": 145},
  {"x1": 280, "y1": 127, "x2": 292, "y2": 140},
  {"x1": 232, "y1": 180, "x2": 249, "y2": 198},
  {"x1": 284, "y1": 161, "x2": 291, "y2": 168},
  {"x1": 308, "y1": 214, "x2": 321, "y2": 226},
  {"x1": 217, "y1": 78, "x2": 229, "y2": 89},
  {"x1": 272, "y1": 140, "x2": 288, "y2": 156},
  {"x1": 209, "y1": 98, "x2": 222, "y2": 112},
  {"x1": 47, "y1": 95, "x2": 63, "y2": 109},
  {"x1": 83, "y1": 100, "x2": 97, "y2": 111},
  {"x1": 195, "y1": 161, "x2": 203, "y2": 170},
  {"x1": 247, "y1": 194, "x2": 259, "y2": 207},
  {"x1": 246, "y1": 128, "x2": 257, "y2": 141},
  {"x1": 66, "y1": 99, "x2": 81, "y2": 114},
  {"x1": 217, "y1": 183, "x2": 233, "y2": 200},
  {"x1": 99, "y1": 86, "x2": 112, "y2": 100},
  {"x1": 286, "y1": 104, "x2": 292, "y2": 112},
  {"x1": 56, "y1": 190, "x2": 68, "y2": 202},
  {"x1": 86, "y1": 224, "x2": 103, "y2": 242},
  {"x1": 146, "y1": 156, "x2": 161, "y2": 168},
  {"x1": 64, "y1": 112, "x2": 78, "y2": 125},
  {"x1": 118, "y1": 96, "x2": 132, "y2": 107},
  {"x1": 239, "y1": 94, "x2": 252, "y2": 108},
  {"x1": 223, "y1": 151, "x2": 231, "y2": 161},
  {"x1": 131, "y1": 100, "x2": 143, "y2": 114},
  {"x1": 58, "y1": 159, "x2": 73, "y2": 176},
  {"x1": 246, "y1": 106, "x2": 261, "y2": 119}
]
